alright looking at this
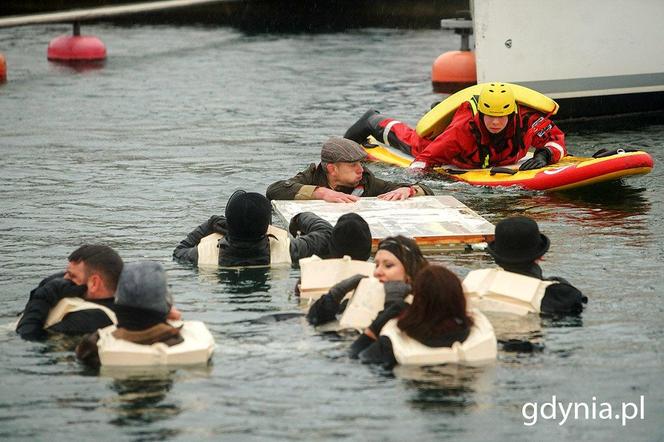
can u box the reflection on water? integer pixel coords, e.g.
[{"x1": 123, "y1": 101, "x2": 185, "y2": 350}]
[{"x1": 399, "y1": 365, "x2": 495, "y2": 414}]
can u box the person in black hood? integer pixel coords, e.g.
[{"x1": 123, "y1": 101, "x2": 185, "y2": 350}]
[{"x1": 174, "y1": 190, "x2": 349, "y2": 268}]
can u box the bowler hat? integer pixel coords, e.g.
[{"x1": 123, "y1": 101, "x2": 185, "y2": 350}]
[
  {"x1": 320, "y1": 137, "x2": 368, "y2": 164},
  {"x1": 486, "y1": 216, "x2": 550, "y2": 264}
]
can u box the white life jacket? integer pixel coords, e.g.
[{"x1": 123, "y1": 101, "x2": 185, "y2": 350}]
[
  {"x1": 380, "y1": 309, "x2": 497, "y2": 366},
  {"x1": 462, "y1": 268, "x2": 554, "y2": 315},
  {"x1": 337, "y1": 277, "x2": 386, "y2": 332},
  {"x1": 196, "y1": 225, "x2": 292, "y2": 267},
  {"x1": 45, "y1": 297, "x2": 117, "y2": 329},
  {"x1": 97, "y1": 320, "x2": 215, "y2": 367},
  {"x1": 299, "y1": 255, "x2": 375, "y2": 300}
]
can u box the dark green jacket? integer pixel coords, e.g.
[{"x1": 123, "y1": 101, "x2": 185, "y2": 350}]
[{"x1": 266, "y1": 163, "x2": 434, "y2": 200}]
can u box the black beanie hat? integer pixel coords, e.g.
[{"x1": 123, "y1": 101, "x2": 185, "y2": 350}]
[
  {"x1": 328, "y1": 213, "x2": 372, "y2": 261},
  {"x1": 225, "y1": 190, "x2": 272, "y2": 241}
]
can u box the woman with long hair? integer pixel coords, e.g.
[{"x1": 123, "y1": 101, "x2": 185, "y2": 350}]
[{"x1": 352, "y1": 265, "x2": 481, "y2": 368}]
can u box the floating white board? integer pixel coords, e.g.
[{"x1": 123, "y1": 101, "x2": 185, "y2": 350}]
[{"x1": 272, "y1": 196, "x2": 494, "y2": 250}]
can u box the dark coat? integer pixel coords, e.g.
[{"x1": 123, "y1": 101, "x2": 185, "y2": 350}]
[
  {"x1": 173, "y1": 212, "x2": 333, "y2": 267},
  {"x1": 265, "y1": 163, "x2": 434, "y2": 200}
]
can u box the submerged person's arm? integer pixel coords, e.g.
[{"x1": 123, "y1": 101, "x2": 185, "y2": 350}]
[
  {"x1": 358, "y1": 336, "x2": 398, "y2": 369},
  {"x1": 349, "y1": 299, "x2": 408, "y2": 358}
]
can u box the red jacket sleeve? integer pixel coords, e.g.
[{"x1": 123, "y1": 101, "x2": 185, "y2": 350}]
[
  {"x1": 521, "y1": 108, "x2": 566, "y2": 163},
  {"x1": 414, "y1": 103, "x2": 477, "y2": 168}
]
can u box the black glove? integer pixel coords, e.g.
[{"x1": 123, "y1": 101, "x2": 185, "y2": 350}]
[
  {"x1": 383, "y1": 281, "x2": 411, "y2": 305},
  {"x1": 519, "y1": 149, "x2": 551, "y2": 171},
  {"x1": 208, "y1": 215, "x2": 228, "y2": 235},
  {"x1": 328, "y1": 274, "x2": 367, "y2": 303},
  {"x1": 31, "y1": 278, "x2": 87, "y2": 307}
]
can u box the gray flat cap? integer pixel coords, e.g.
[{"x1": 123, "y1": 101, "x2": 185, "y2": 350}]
[{"x1": 320, "y1": 137, "x2": 368, "y2": 163}]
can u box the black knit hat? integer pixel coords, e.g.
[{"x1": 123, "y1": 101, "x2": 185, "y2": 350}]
[
  {"x1": 486, "y1": 216, "x2": 550, "y2": 264},
  {"x1": 225, "y1": 190, "x2": 272, "y2": 241},
  {"x1": 328, "y1": 213, "x2": 372, "y2": 261}
]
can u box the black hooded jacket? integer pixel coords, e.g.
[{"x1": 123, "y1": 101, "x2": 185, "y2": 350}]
[{"x1": 173, "y1": 212, "x2": 333, "y2": 267}]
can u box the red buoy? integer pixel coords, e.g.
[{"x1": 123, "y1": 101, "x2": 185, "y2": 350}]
[
  {"x1": 0, "y1": 53, "x2": 6, "y2": 83},
  {"x1": 47, "y1": 22, "x2": 106, "y2": 62},
  {"x1": 431, "y1": 50, "x2": 477, "y2": 94}
]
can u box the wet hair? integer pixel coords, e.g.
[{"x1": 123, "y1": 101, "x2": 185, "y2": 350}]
[
  {"x1": 397, "y1": 265, "x2": 472, "y2": 342},
  {"x1": 68, "y1": 244, "x2": 124, "y2": 292},
  {"x1": 376, "y1": 235, "x2": 428, "y2": 281}
]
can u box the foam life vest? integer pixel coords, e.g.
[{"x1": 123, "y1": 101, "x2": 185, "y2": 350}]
[
  {"x1": 380, "y1": 309, "x2": 497, "y2": 366},
  {"x1": 45, "y1": 297, "x2": 117, "y2": 329},
  {"x1": 97, "y1": 320, "x2": 215, "y2": 367},
  {"x1": 462, "y1": 268, "x2": 554, "y2": 315},
  {"x1": 312, "y1": 277, "x2": 389, "y2": 333},
  {"x1": 196, "y1": 225, "x2": 292, "y2": 267},
  {"x1": 338, "y1": 277, "x2": 386, "y2": 332},
  {"x1": 298, "y1": 255, "x2": 375, "y2": 300}
]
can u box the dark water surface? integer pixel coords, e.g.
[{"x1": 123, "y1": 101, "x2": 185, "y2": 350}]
[{"x1": 1, "y1": 25, "x2": 662, "y2": 441}]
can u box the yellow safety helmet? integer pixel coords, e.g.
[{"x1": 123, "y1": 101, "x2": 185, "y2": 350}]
[{"x1": 477, "y1": 83, "x2": 516, "y2": 116}]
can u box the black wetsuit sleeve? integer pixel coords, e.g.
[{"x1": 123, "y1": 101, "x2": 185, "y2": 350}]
[
  {"x1": 306, "y1": 294, "x2": 345, "y2": 326},
  {"x1": 288, "y1": 212, "x2": 333, "y2": 264},
  {"x1": 173, "y1": 215, "x2": 226, "y2": 264},
  {"x1": 359, "y1": 336, "x2": 398, "y2": 369},
  {"x1": 368, "y1": 301, "x2": 408, "y2": 336},
  {"x1": 16, "y1": 277, "x2": 87, "y2": 341},
  {"x1": 306, "y1": 275, "x2": 365, "y2": 326}
]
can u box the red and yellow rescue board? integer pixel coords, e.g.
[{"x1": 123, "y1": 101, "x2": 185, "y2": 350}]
[{"x1": 363, "y1": 143, "x2": 654, "y2": 192}]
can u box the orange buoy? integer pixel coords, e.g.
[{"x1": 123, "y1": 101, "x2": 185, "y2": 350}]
[
  {"x1": 0, "y1": 53, "x2": 6, "y2": 83},
  {"x1": 47, "y1": 22, "x2": 106, "y2": 62},
  {"x1": 431, "y1": 50, "x2": 476, "y2": 94}
]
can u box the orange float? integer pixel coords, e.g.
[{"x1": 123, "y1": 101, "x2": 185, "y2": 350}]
[{"x1": 432, "y1": 50, "x2": 476, "y2": 94}]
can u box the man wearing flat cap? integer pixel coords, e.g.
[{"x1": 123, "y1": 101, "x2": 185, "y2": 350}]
[{"x1": 266, "y1": 137, "x2": 434, "y2": 202}]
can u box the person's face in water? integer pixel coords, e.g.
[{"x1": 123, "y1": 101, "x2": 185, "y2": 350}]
[
  {"x1": 329, "y1": 161, "x2": 363, "y2": 187},
  {"x1": 373, "y1": 250, "x2": 407, "y2": 283},
  {"x1": 483, "y1": 114, "x2": 509, "y2": 134}
]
